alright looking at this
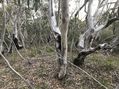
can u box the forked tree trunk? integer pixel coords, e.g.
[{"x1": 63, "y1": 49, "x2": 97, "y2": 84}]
[{"x1": 74, "y1": 0, "x2": 119, "y2": 66}]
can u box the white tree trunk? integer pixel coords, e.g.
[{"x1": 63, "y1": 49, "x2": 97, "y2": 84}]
[
  {"x1": 58, "y1": 0, "x2": 69, "y2": 79},
  {"x1": 75, "y1": 0, "x2": 119, "y2": 66},
  {"x1": 49, "y1": 0, "x2": 69, "y2": 79},
  {"x1": 0, "y1": 0, "x2": 6, "y2": 54}
]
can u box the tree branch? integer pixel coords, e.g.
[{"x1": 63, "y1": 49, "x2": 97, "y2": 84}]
[
  {"x1": 75, "y1": 0, "x2": 89, "y2": 17},
  {"x1": 0, "y1": 53, "x2": 34, "y2": 89}
]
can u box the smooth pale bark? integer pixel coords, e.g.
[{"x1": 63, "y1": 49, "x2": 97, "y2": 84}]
[
  {"x1": 78, "y1": 0, "x2": 94, "y2": 50},
  {"x1": 78, "y1": 0, "x2": 119, "y2": 50},
  {"x1": 0, "y1": 0, "x2": 6, "y2": 54},
  {"x1": 49, "y1": 0, "x2": 62, "y2": 78},
  {"x1": 87, "y1": 0, "x2": 94, "y2": 29},
  {"x1": 74, "y1": 0, "x2": 119, "y2": 66},
  {"x1": 49, "y1": 0, "x2": 69, "y2": 79},
  {"x1": 58, "y1": 0, "x2": 69, "y2": 79}
]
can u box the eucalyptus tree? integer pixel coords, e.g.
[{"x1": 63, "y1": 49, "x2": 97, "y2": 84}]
[
  {"x1": 0, "y1": 0, "x2": 34, "y2": 88},
  {"x1": 49, "y1": 0, "x2": 69, "y2": 79},
  {"x1": 73, "y1": 0, "x2": 119, "y2": 66}
]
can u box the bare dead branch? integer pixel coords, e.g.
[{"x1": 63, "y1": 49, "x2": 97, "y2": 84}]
[
  {"x1": 0, "y1": 53, "x2": 34, "y2": 89},
  {"x1": 75, "y1": 0, "x2": 89, "y2": 17},
  {"x1": 68, "y1": 61, "x2": 108, "y2": 89},
  {"x1": 99, "y1": 2, "x2": 116, "y2": 8},
  {"x1": 104, "y1": 17, "x2": 119, "y2": 28}
]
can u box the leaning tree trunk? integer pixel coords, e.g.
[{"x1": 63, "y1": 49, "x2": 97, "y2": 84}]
[{"x1": 49, "y1": 0, "x2": 69, "y2": 79}]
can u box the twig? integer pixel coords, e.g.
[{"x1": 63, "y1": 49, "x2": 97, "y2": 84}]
[
  {"x1": 0, "y1": 53, "x2": 34, "y2": 89},
  {"x1": 75, "y1": 0, "x2": 89, "y2": 17},
  {"x1": 12, "y1": 40, "x2": 32, "y2": 65},
  {"x1": 67, "y1": 61, "x2": 108, "y2": 89},
  {"x1": 3, "y1": 40, "x2": 9, "y2": 51},
  {"x1": 54, "y1": 47, "x2": 108, "y2": 89},
  {"x1": 15, "y1": 45, "x2": 26, "y2": 60}
]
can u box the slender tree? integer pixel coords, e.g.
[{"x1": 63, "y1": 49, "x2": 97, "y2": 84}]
[{"x1": 49, "y1": 0, "x2": 69, "y2": 79}]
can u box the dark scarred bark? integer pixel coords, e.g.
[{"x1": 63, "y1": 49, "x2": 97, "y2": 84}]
[
  {"x1": 8, "y1": 34, "x2": 23, "y2": 53},
  {"x1": 73, "y1": 43, "x2": 113, "y2": 66},
  {"x1": 73, "y1": 46, "x2": 101, "y2": 66}
]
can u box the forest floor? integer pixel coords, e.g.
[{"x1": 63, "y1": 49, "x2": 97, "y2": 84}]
[{"x1": 0, "y1": 46, "x2": 119, "y2": 89}]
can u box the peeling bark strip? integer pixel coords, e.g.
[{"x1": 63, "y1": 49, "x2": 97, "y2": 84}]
[
  {"x1": 49, "y1": 0, "x2": 62, "y2": 77},
  {"x1": 49, "y1": 0, "x2": 61, "y2": 56},
  {"x1": 49, "y1": 0, "x2": 69, "y2": 79}
]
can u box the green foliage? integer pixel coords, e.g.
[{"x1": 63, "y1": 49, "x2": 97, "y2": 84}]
[
  {"x1": 28, "y1": 47, "x2": 37, "y2": 57},
  {"x1": 24, "y1": 16, "x2": 86, "y2": 51},
  {"x1": 25, "y1": 15, "x2": 51, "y2": 46},
  {"x1": 100, "y1": 27, "x2": 113, "y2": 43},
  {"x1": 45, "y1": 46, "x2": 54, "y2": 53},
  {"x1": 40, "y1": 82, "x2": 49, "y2": 89},
  {"x1": 114, "y1": 21, "x2": 119, "y2": 36},
  {"x1": 68, "y1": 18, "x2": 86, "y2": 50},
  {"x1": 89, "y1": 53, "x2": 119, "y2": 69}
]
